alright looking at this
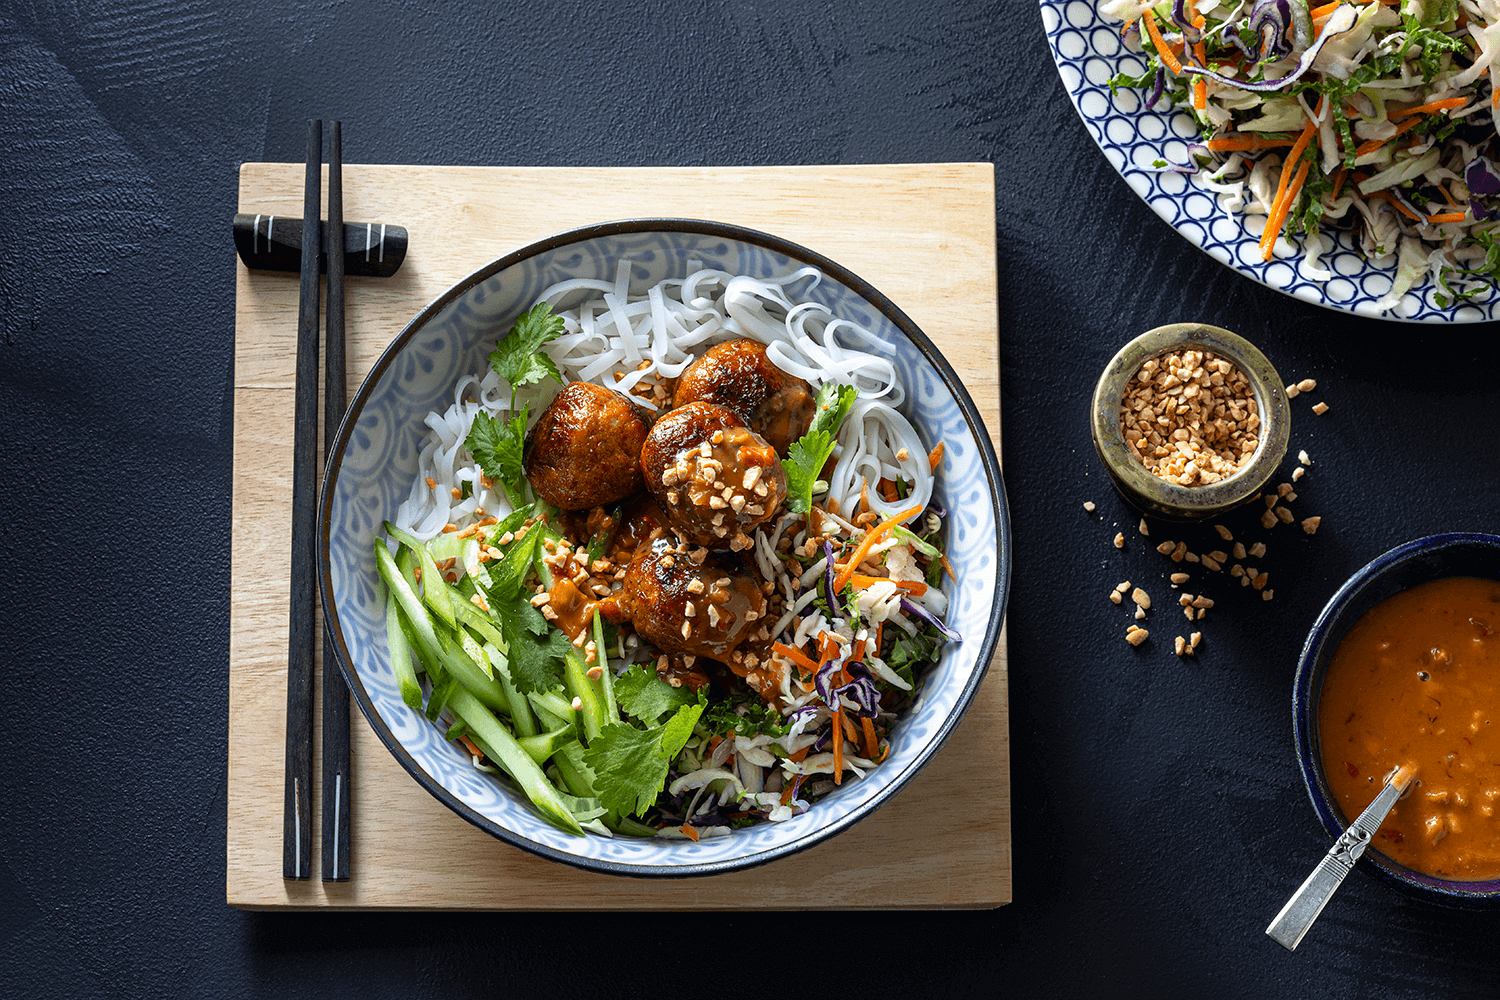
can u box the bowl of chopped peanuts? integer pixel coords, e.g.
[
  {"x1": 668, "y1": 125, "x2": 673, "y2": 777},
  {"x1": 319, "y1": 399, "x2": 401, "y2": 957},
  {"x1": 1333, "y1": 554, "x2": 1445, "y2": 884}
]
[{"x1": 1090, "y1": 323, "x2": 1290, "y2": 521}]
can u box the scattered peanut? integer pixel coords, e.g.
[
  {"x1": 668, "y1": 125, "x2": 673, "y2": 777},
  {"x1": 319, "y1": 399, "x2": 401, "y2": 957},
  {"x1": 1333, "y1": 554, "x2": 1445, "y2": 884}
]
[
  {"x1": 1302, "y1": 516, "x2": 1322, "y2": 535},
  {"x1": 1312, "y1": 401, "x2": 1329, "y2": 415},
  {"x1": 1126, "y1": 626, "x2": 1149, "y2": 646},
  {"x1": 1114, "y1": 532, "x2": 1125, "y2": 549}
]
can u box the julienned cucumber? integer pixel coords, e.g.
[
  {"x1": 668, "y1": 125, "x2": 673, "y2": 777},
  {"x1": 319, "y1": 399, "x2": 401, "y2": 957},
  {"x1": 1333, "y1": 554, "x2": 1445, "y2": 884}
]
[{"x1": 447, "y1": 688, "x2": 584, "y2": 835}]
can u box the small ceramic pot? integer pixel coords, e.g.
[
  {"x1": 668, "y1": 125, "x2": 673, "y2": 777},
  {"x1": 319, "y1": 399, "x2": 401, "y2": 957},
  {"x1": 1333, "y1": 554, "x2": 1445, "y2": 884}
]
[{"x1": 1090, "y1": 322, "x2": 1290, "y2": 521}]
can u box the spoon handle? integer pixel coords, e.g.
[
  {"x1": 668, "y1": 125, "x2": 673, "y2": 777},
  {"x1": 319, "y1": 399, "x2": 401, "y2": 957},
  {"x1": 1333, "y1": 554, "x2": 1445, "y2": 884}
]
[{"x1": 1266, "y1": 771, "x2": 1410, "y2": 952}]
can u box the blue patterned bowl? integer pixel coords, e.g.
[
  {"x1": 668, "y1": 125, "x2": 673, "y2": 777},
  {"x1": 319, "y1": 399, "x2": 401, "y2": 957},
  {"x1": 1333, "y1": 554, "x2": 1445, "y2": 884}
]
[
  {"x1": 1293, "y1": 533, "x2": 1500, "y2": 908},
  {"x1": 317, "y1": 220, "x2": 1010, "y2": 876}
]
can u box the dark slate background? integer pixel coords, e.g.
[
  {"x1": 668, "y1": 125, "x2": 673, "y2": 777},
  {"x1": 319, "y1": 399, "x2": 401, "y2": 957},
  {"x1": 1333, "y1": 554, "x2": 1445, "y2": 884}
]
[{"x1": 3, "y1": 1, "x2": 1498, "y2": 997}]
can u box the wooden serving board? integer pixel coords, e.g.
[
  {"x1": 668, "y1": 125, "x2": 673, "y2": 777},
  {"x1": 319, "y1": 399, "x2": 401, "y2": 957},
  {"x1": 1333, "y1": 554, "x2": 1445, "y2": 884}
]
[{"x1": 228, "y1": 162, "x2": 1009, "y2": 909}]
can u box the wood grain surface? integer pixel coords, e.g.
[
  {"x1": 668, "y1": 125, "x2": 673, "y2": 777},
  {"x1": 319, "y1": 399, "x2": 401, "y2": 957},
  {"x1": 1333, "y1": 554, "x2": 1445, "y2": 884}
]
[{"x1": 228, "y1": 162, "x2": 1008, "y2": 910}]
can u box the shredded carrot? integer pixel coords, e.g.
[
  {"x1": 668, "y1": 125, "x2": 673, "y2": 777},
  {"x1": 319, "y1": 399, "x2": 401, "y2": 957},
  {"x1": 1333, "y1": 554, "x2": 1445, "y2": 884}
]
[
  {"x1": 781, "y1": 783, "x2": 796, "y2": 805},
  {"x1": 1260, "y1": 100, "x2": 1323, "y2": 261},
  {"x1": 861, "y1": 717, "x2": 879, "y2": 759},
  {"x1": 680, "y1": 824, "x2": 700, "y2": 842},
  {"x1": 848, "y1": 638, "x2": 867, "y2": 664},
  {"x1": 1205, "y1": 135, "x2": 1296, "y2": 152},
  {"x1": 927, "y1": 441, "x2": 945, "y2": 471},
  {"x1": 1191, "y1": 13, "x2": 1207, "y2": 110},
  {"x1": 832, "y1": 504, "x2": 923, "y2": 592},
  {"x1": 841, "y1": 711, "x2": 858, "y2": 742},
  {"x1": 789, "y1": 744, "x2": 811, "y2": 763},
  {"x1": 458, "y1": 734, "x2": 483, "y2": 759},
  {"x1": 849, "y1": 573, "x2": 928, "y2": 596},
  {"x1": 1141, "y1": 10, "x2": 1183, "y2": 75},
  {"x1": 1398, "y1": 96, "x2": 1468, "y2": 118},
  {"x1": 1262, "y1": 159, "x2": 1313, "y2": 258},
  {"x1": 1354, "y1": 116, "x2": 1421, "y2": 158},
  {"x1": 773, "y1": 641, "x2": 819, "y2": 673},
  {"x1": 1427, "y1": 211, "x2": 1467, "y2": 224},
  {"x1": 878, "y1": 477, "x2": 898, "y2": 503},
  {"x1": 940, "y1": 552, "x2": 957, "y2": 583},
  {"x1": 831, "y1": 706, "x2": 845, "y2": 784}
]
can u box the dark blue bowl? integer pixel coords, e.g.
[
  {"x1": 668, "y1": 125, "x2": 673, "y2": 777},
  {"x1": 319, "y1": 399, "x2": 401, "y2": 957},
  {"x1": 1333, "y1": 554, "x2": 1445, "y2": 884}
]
[{"x1": 1293, "y1": 532, "x2": 1500, "y2": 909}]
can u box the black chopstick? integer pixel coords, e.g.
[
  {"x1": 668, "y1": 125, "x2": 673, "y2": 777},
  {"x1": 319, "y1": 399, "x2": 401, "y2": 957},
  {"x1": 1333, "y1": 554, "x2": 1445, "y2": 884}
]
[
  {"x1": 320, "y1": 120, "x2": 352, "y2": 882},
  {"x1": 283, "y1": 119, "x2": 321, "y2": 880}
]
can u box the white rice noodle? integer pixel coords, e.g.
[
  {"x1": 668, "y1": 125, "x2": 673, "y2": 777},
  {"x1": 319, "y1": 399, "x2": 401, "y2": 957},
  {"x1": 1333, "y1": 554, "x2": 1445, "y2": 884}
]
[{"x1": 539, "y1": 263, "x2": 935, "y2": 517}]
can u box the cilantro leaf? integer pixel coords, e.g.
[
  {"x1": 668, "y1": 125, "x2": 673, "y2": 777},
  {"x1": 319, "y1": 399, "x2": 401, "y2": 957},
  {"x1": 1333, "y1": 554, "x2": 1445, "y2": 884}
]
[
  {"x1": 491, "y1": 598, "x2": 570, "y2": 694},
  {"x1": 783, "y1": 429, "x2": 833, "y2": 515},
  {"x1": 614, "y1": 664, "x2": 694, "y2": 724},
  {"x1": 782, "y1": 383, "x2": 858, "y2": 514},
  {"x1": 487, "y1": 520, "x2": 541, "y2": 603},
  {"x1": 584, "y1": 701, "x2": 706, "y2": 817},
  {"x1": 464, "y1": 408, "x2": 530, "y2": 506},
  {"x1": 808, "y1": 381, "x2": 859, "y2": 438},
  {"x1": 489, "y1": 302, "x2": 565, "y2": 393}
]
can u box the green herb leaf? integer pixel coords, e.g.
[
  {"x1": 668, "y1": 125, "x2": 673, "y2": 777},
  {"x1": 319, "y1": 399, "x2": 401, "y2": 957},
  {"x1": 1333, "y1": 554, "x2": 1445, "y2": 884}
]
[
  {"x1": 488, "y1": 522, "x2": 542, "y2": 603},
  {"x1": 614, "y1": 664, "x2": 694, "y2": 724},
  {"x1": 808, "y1": 381, "x2": 859, "y2": 438},
  {"x1": 491, "y1": 598, "x2": 571, "y2": 694},
  {"x1": 783, "y1": 429, "x2": 833, "y2": 515},
  {"x1": 584, "y1": 701, "x2": 706, "y2": 817},
  {"x1": 464, "y1": 408, "x2": 530, "y2": 506},
  {"x1": 489, "y1": 302, "x2": 565, "y2": 393}
]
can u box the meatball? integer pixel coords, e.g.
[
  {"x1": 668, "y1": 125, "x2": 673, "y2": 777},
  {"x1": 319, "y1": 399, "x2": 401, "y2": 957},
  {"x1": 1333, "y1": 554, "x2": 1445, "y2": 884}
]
[
  {"x1": 640, "y1": 401, "x2": 788, "y2": 550},
  {"x1": 613, "y1": 532, "x2": 768, "y2": 663},
  {"x1": 523, "y1": 381, "x2": 649, "y2": 510},
  {"x1": 674, "y1": 338, "x2": 816, "y2": 455}
]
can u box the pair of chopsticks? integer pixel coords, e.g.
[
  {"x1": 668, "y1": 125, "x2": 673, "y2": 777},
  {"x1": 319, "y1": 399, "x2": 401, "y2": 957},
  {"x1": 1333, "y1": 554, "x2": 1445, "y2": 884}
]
[{"x1": 284, "y1": 119, "x2": 351, "y2": 882}]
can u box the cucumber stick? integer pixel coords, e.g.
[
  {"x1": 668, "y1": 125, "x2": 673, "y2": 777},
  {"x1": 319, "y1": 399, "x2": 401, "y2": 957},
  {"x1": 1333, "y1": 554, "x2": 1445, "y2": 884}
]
[{"x1": 448, "y1": 687, "x2": 583, "y2": 835}]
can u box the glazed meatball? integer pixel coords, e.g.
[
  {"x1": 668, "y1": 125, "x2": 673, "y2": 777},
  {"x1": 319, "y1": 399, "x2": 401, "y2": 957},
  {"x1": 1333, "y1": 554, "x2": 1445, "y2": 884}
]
[
  {"x1": 523, "y1": 382, "x2": 649, "y2": 510},
  {"x1": 640, "y1": 401, "x2": 788, "y2": 550},
  {"x1": 614, "y1": 533, "x2": 768, "y2": 663},
  {"x1": 674, "y1": 338, "x2": 816, "y2": 455}
]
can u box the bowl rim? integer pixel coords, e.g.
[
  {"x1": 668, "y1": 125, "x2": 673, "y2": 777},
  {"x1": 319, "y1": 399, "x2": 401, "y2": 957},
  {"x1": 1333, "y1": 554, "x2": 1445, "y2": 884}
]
[
  {"x1": 315, "y1": 217, "x2": 1012, "y2": 877},
  {"x1": 1292, "y1": 531, "x2": 1500, "y2": 907}
]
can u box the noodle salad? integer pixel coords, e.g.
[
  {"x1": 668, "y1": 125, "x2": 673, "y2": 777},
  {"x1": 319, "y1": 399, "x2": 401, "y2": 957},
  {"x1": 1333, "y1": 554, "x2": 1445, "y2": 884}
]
[
  {"x1": 1102, "y1": 0, "x2": 1500, "y2": 310},
  {"x1": 374, "y1": 262, "x2": 958, "y2": 838}
]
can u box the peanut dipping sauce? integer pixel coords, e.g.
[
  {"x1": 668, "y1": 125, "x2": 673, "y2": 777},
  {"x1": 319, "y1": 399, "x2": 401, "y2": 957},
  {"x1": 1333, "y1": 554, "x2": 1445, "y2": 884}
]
[{"x1": 1318, "y1": 576, "x2": 1500, "y2": 881}]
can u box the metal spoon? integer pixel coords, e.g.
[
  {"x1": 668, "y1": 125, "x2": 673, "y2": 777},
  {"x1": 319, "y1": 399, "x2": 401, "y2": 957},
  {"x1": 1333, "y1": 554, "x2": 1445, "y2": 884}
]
[{"x1": 1266, "y1": 765, "x2": 1417, "y2": 952}]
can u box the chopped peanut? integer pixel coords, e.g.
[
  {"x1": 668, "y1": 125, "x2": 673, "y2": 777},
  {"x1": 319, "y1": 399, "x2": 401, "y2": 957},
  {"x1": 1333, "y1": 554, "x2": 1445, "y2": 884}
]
[
  {"x1": 1302, "y1": 516, "x2": 1322, "y2": 535},
  {"x1": 1118, "y1": 348, "x2": 1260, "y2": 486}
]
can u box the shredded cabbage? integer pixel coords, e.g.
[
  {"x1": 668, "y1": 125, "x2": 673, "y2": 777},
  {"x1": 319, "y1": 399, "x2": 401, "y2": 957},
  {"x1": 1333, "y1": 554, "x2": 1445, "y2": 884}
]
[{"x1": 1105, "y1": 0, "x2": 1500, "y2": 312}]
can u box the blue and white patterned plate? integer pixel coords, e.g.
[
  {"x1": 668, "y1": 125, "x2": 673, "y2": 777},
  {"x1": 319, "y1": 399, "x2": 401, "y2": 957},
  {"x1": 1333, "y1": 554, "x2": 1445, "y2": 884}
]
[
  {"x1": 317, "y1": 220, "x2": 1010, "y2": 877},
  {"x1": 1040, "y1": 0, "x2": 1498, "y2": 322}
]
